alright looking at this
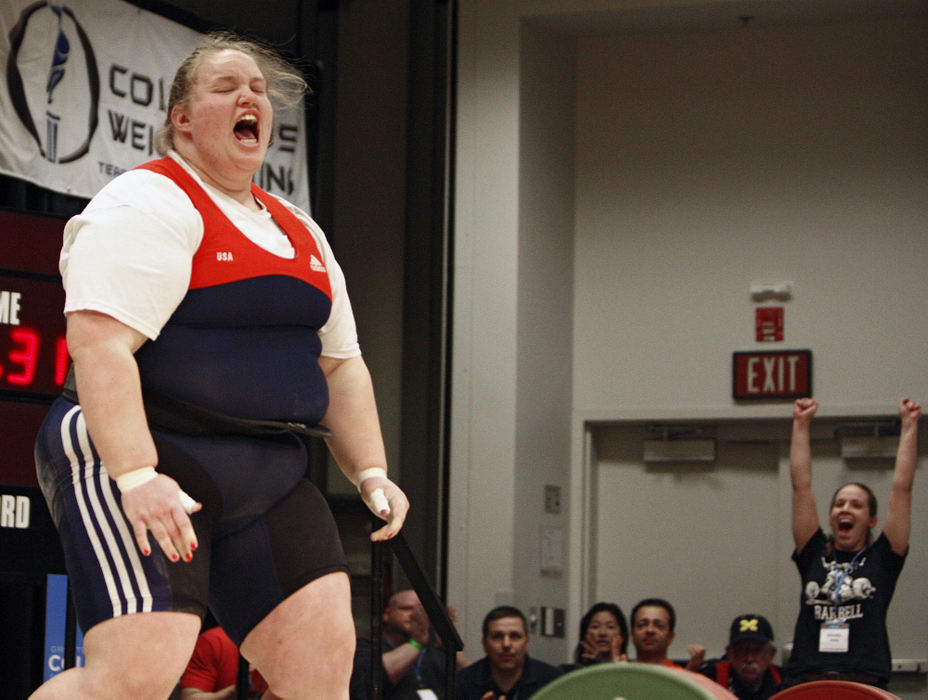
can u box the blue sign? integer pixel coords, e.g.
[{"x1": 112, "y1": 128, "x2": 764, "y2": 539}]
[{"x1": 43, "y1": 574, "x2": 84, "y2": 680}]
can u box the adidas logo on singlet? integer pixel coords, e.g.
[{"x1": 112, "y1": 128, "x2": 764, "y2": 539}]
[{"x1": 310, "y1": 254, "x2": 326, "y2": 273}]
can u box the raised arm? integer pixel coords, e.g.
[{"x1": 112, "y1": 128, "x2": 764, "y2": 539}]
[
  {"x1": 882, "y1": 398, "x2": 921, "y2": 555},
  {"x1": 790, "y1": 398, "x2": 821, "y2": 552},
  {"x1": 319, "y1": 355, "x2": 409, "y2": 540},
  {"x1": 67, "y1": 310, "x2": 200, "y2": 562}
]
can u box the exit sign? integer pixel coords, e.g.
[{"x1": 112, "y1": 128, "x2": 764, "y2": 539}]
[{"x1": 733, "y1": 350, "x2": 812, "y2": 400}]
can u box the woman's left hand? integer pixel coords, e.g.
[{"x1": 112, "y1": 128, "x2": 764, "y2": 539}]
[{"x1": 359, "y1": 472, "x2": 409, "y2": 541}]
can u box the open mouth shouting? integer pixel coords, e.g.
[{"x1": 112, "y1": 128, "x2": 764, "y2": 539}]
[{"x1": 234, "y1": 114, "x2": 260, "y2": 145}]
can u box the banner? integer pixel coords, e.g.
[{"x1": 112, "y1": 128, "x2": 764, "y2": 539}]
[{"x1": 0, "y1": 0, "x2": 310, "y2": 212}]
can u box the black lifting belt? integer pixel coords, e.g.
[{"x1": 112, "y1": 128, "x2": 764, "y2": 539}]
[{"x1": 61, "y1": 367, "x2": 332, "y2": 441}]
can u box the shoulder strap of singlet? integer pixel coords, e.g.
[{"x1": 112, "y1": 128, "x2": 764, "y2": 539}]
[
  {"x1": 137, "y1": 158, "x2": 308, "y2": 242},
  {"x1": 251, "y1": 185, "x2": 308, "y2": 237},
  {"x1": 135, "y1": 158, "x2": 332, "y2": 298},
  {"x1": 136, "y1": 157, "x2": 223, "y2": 218}
]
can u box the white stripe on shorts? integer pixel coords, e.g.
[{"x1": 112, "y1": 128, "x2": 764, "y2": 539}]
[{"x1": 60, "y1": 405, "x2": 154, "y2": 617}]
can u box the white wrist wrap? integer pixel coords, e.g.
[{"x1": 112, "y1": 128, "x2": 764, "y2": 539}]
[
  {"x1": 115, "y1": 466, "x2": 157, "y2": 492},
  {"x1": 354, "y1": 467, "x2": 387, "y2": 489}
]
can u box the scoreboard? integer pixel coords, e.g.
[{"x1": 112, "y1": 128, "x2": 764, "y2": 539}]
[
  {"x1": 0, "y1": 209, "x2": 68, "y2": 574},
  {"x1": 0, "y1": 209, "x2": 70, "y2": 695},
  {"x1": 0, "y1": 209, "x2": 69, "y2": 489},
  {"x1": 0, "y1": 274, "x2": 69, "y2": 400}
]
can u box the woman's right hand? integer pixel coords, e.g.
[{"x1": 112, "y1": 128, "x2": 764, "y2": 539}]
[
  {"x1": 578, "y1": 633, "x2": 600, "y2": 662},
  {"x1": 118, "y1": 471, "x2": 201, "y2": 562},
  {"x1": 793, "y1": 397, "x2": 818, "y2": 424}
]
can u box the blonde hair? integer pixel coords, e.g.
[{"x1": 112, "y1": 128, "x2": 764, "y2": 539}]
[{"x1": 155, "y1": 30, "x2": 307, "y2": 154}]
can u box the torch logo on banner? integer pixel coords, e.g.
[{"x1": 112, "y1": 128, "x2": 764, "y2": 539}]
[
  {"x1": 7, "y1": 2, "x2": 99, "y2": 164},
  {"x1": 45, "y1": 7, "x2": 70, "y2": 163}
]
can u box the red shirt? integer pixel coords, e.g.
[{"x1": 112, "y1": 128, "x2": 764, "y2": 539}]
[{"x1": 180, "y1": 626, "x2": 266, "y2": 693}]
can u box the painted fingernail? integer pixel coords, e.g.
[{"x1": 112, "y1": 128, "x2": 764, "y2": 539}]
[
  {"x1": 185, "y1": 553, "x2": 193, "y2": 562},
  {"x1": 171, "y1": 553, "x2": 179, "y2": 562},
  {"x1": 190, "y1": 542, "x2": 198, "y2": 551},
  {"x1": 142, "y1": 548, "x2": 151, "y2": 556}
]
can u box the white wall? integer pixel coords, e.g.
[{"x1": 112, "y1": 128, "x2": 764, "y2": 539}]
[
  {"x1": 572, "y1": 17, "x2": 928, "y2": 417},
  {"x1": 592, "y1": 425, "x2": 783, "y2": 659},
  {"x1": 451, "y1": 0, "x2": 928, "y2": 680},
  {"x1": 513, "y1": 24, "x2": 576, "y2": 662},
  {"x1": 591, "y1": 421, "x2": 928, "y2": 668},
  {"x1": 449, "y1": 0, "x2": 523, "y2": 655}
]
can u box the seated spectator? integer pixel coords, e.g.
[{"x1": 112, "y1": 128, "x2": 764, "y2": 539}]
[
  {"x1": 698, "y1": 614, "x2": 781, "y2": 700},
  {"x1": 179, "y1": 625, "x2": 266, "y2": 699},
  {"x1": 563, "y1": 601, "x2": 628, "y2": 672},
  {"x1": 630, "y1": 598, "x2": 705, "y2": 671},
  {"x1": 350, "y1": 589, "x2": 469, "y2": 699},
  {"x1": 455, "y1": 605, "x2": 561, "y2": 699}
]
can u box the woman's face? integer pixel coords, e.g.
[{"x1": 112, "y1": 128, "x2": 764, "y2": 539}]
[
  {"x1": 171, "y1": 49, "x2": 273, "y2": 187},
  {"x1": 829, "y1": 484, "x2": 876, "y2": 551},
  {"x1": 587, "y1": 610, "x2": 622, "y2": 653}
]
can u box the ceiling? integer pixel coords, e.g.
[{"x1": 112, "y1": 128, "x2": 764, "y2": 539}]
[
  {"x1": 141, "y1": 0, "x2": 928, "y2": 46},
  {"x1": 526, "y1": 0, "x2": 928, "y2": 37},
  {"x1": 137, "y1": 0, "x2": 308, "y2": 46}
]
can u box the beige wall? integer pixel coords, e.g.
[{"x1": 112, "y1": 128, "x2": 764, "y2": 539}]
[
  {"x1": 573, "y1": 17, "x2": 928, "y2": 415},
  {"x1": 451, "y1": 2, "x2": 928, "y2": 688}
]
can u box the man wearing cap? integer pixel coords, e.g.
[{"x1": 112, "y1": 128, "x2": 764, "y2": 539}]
[{"x1": 697, "y1": 614, "x2": 781, "y2": 700}]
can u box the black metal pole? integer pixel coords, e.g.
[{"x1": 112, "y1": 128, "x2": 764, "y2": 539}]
[
  {"x1": 387, "y1": 531, "x2": 462, "y2": 699},
  {"x1": 371, "y1": 515, "x2": 385, "y2": 699},
  {"x1": 63, "y1": 577, "x2": 77, "y2": 670},
  {"x1": 236, "y1": 653, "x2": 249, "y2": 699}
]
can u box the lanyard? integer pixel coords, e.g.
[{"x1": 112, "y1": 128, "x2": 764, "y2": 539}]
[
  {"x1": 414, "y1": 648, "x2": 425, "y2": 686},
  {"x1": 385, "y1": 639, "x2": 427, "y2": 688},
  {"x1": 831, "y1": 547, "x2": 866, "y2": 614}
]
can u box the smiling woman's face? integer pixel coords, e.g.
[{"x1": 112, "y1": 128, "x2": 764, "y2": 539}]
[
  {"x1": 829, "y1": 484, "x2": 876, "y2": 551},
  {"x1": 587, "y1": 610, "x2": 622, "y2": 652}
]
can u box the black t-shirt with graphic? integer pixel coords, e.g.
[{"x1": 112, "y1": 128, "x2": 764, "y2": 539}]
[{"x1": 784, "y1": 529, "x2": 906, "y2": 684}]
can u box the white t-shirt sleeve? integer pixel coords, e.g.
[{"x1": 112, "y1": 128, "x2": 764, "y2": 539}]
[
  {"x1": 60, "y1": 170, "x2": 204, "y2": 340},
  {"x1": 274, "y1": 197, "x2": 361, "y2": 359}
]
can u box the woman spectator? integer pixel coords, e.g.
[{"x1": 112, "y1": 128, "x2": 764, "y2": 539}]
[
  {"x1": 563, "y1": 601, "x2": 629, "y2": 671},
  {"x1": 782, "y1": 397, "x2": 920, "y2": 689}
]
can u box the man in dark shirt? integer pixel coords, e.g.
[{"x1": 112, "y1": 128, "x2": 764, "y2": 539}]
[
  {"x1": 350, "y1": 589, "x2": 468, "y2": 698},
  {"x1": 698, "y1": 614, "x2": 781, "y2": 700},
  {"x1": 455, "y1": 606, "x2": 560, "y2": 699}
]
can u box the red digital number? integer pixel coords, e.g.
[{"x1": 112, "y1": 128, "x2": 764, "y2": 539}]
[
  {"x1": 8, "y1": 328, "x2": 39, "y2": 385},
  {"x1": 55, "y1": 337, "x2": 70, "y2": 385},
  {"x1": 0, "y1": 329, "x2": 68, "y2": 393}
]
